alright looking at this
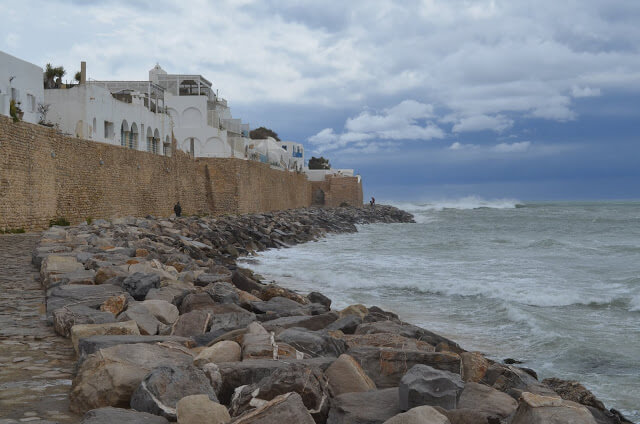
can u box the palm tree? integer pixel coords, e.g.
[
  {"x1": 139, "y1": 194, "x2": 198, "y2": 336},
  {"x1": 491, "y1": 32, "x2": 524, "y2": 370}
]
[{"x1": 44, "y1": 63, "x2": 66, "y2": 89}]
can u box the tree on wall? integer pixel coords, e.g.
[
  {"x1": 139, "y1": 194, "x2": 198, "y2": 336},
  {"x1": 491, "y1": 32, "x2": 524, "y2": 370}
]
[
  {"x1": 74, "y1": 71, "x2": 82, "y2": 83},
  {"x1": 308, "y1": 156, "x2": 331, "y2": 170},
  {"x1": 250, "y1": 126, "x2": 280, "y2": 141},
  {"x1": 44, "y1": 64, "x2": 66, "y2": 89}
]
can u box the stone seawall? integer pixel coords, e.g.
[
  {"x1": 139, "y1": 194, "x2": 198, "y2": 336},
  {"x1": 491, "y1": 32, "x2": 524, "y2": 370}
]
[
  {"x1": 0, "y1": 116, "x2": 363, "y2": 232},
  {"x1": 30, "y1": 206, "x2": 633, "y2": 423}
]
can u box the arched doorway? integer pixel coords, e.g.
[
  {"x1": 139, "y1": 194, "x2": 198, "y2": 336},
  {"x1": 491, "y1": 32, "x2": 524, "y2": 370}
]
[
  {"x1": 313, "y1": 189, "x2": 325, "y2": 206},
  {"x1": 129, "y1": 123, "x2": 139, "y2": 149}
]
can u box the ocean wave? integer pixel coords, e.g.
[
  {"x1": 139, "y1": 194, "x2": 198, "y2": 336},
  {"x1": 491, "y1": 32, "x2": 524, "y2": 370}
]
[
  {"x1": 391, "y1": 196, "x2": 523, "y2": 212},
  {"x1": 630, "y1": 295, "x2": 640, "y2": 312}
]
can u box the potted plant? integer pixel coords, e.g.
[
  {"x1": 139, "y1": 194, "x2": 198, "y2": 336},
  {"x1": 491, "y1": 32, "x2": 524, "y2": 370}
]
[{"x1": 9, "y1": 99, "x2": 23, "y2": 122}]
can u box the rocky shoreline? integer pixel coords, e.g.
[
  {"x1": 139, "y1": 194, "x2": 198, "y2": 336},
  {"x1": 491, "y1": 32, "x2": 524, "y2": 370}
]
[{"x1": 32, "y1": 205, "x2": 632, "y2": 424}]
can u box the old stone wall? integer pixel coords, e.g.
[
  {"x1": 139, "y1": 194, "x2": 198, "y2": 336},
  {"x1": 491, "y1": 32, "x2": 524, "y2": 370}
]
[
  {"x1": 310, "y1": 176, "x2": 363, "y2": 208},
  {"x1": 0, "y1": 116, "x2": 359, "y2": 232}
]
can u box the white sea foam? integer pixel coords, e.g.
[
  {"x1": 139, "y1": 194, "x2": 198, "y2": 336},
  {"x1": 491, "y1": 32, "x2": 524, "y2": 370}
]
[{"x1": 391, "y1": 196, "x2": 522, "y2": 212}]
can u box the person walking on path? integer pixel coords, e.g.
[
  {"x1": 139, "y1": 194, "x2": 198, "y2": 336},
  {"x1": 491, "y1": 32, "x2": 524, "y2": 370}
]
[{"x1": 173, "y1": 201, "x2": 182, "y2": 217}]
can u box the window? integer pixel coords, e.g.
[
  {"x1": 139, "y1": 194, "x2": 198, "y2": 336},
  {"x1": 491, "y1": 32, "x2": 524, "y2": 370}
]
[
  {"x1": 27, "y1": 94, "x2": 36, "y2": 112},
  {"x1": 104, "y1": 121, "x2": 114, "y2": 139},
  {"x1": 93, "y1": 118, "x2": 97, "y2": 135}
]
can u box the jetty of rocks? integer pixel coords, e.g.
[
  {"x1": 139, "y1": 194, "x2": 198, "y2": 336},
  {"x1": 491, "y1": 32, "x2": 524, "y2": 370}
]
[{"x1": 32, "y1": 205, "x2": 632, "y2": 423}]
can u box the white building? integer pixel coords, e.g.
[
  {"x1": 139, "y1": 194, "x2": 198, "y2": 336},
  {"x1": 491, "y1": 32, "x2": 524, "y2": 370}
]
[
  {"x1": 149, "y1": 64, "x2": 249, "y2": 158},
  {"x1": 247, "y1": 137, "x2": 294, "y2": 169},
  {"x1": 278, "y1": 141, "x2": 305, "y2": 171},
  {"x1": 304, "y1": 168, "x2": 357, "y2": 181},
  {"x1": 45, "y1": 80, "x2": 172, "y2": 155},
  {"x1": 0, "y1": 50, "x2": 44, "y2": 124}
]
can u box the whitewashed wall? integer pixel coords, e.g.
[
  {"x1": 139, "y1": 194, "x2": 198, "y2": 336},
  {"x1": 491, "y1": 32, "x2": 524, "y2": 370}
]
[{"x1": 0, "y1": 51, "x2": 44, "y2": 124}]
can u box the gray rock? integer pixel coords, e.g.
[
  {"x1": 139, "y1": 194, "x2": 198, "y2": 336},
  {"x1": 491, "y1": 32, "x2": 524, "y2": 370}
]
[
  {"x1": 205, "y1": 282, "x2": 240, "y2": 304},
  {"x1": 77, "y1": 335, "x2": 193, "y2": 365},
  {"x1": 399, "y1": 364, "x2": 465, "y2": 410},
  {"x1": 179, "y1": 292, "x2": 216, "y2": 314},
  {"x1": 209, "y1": 311, "x2": 257, "y2": 333},
  {"x1": 195, "y1": 271, "x2": 232, "y2": 287},
  {"x1": 383, "y1": 406, "x2": 451, "y2": 424},
  {"x1": 276, "y1": 327, "x2": 347, "y2": 357},
  {"x1": 263, "y1": 312, "x2": 339, "y2": 332},
  {"x1": 46, "y1": 284, "x2": 125, "y2": 318},
  {"x1": 171, "y1": 309, "x2": 212, "y2": 337},
  {"x1": 230, "y1": 362, "x2": 330, "y2": 422},
  {"x1": 457, "y1": 382, "x2": 518, "y2": 418},
  {"x1": 121, "y1": 272, "x2": 161, "y2": 300},
  {"x1": 326, "y1": 315, "x2": 362, "y2": 334},
  {"x1": 80, "y1": 407, "x2": 169, "y2": 423},
  {"x1": 327, "y1": 388, "x2": 402, "y2": 424},
  {"x1": 355, "y1": 321, "x2": 463, "y2": 353},
  {"x1": 217, "y1": 358, "x2": 335, "y2": 404},
  {"x1": 117, "y1": 303, "x2": 162, "y2": 335},
  {"x1": 510, "y1": 392, "x2": 597, "y2": 424},
  {"x1": 231, "y1": 270, "x2": 264, "y2": 293},
  {"x1": 308, "y1": 291, "x2": 332, "y2": 309},
  {"x1": 130, "y1": 364, "x2": 217, "y2": 420},
  {"x1": 348, "y1": 346, "x2": 461, "y2": 388},
  {"x1": 145, "y1": 285, "x2": 190, "y2": 305},
  {"x1": 251, "y1": 297, "x2": 313, "y2": 319},
  {"x1": 481, "y1": 364, "x2": 557, "y2": 399},
  {"x1": 232, "y1": 392, "x2": 315, "y2": 424},
  {"x1": 52, "y1": 304, "x2": 116, "y2": 337}
]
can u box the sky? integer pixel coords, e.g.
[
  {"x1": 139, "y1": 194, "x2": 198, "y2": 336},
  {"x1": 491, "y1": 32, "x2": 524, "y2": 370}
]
[{"x1": 2, "y1": 0, "x2": 639, "y2": 201}]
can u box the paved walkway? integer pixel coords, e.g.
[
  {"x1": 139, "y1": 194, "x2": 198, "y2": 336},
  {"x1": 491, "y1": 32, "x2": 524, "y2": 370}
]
[{"x1": 0, "y1": 234, "x2": 79, "y2": 423}]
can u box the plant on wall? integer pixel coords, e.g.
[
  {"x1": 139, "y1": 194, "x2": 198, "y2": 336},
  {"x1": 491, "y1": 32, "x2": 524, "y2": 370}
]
[
  {"x1": 44, "y1": 63, "x2": 66, "y2": 89},
  {"x1": 37, "y1": 103, "x2": 53, "y2": 126},
  {"x1": 74, "y1": 71, "x2": 82, "y2": 83},
  {"x1": 308, "y1": 156, "x2": 331, "y2": 170},
  {"x1": 9, "y1": 99, "x2": 23, "y2": 122}
]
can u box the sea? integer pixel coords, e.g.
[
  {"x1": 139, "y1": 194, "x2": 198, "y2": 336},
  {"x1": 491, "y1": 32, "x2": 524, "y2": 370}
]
[{"x1": 240, "y1": 198, "x2": 640, "y2": 420}]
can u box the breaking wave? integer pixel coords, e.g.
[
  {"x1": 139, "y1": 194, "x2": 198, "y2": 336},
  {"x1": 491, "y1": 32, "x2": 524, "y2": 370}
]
[{"x1": 391, "y1": 196, "x2": 523, "y2": 212}]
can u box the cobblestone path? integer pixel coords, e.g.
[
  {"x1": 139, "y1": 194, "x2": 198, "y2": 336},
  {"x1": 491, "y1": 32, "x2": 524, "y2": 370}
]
[{"x1": 0, "y1": 234, "x2": 79, "y2": 423}]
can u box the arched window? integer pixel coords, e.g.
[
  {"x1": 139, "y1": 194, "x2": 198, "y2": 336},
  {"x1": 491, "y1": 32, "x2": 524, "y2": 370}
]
[
  {"x1": 129, "y1": 122, "x2": 139, "y2": 149},
  {"x1": 120, "y1": 120, "x2": 129, "y2": 147}
]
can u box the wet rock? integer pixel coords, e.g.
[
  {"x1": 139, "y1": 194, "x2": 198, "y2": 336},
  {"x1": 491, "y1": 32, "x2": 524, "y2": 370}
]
[
  {"x1": 276, "y1": 327, "x2": 347, "y2": 357},
  {"x1": 510, "y1": 392, "x2": 598, "y2": 424},
  {"x1": 70, "y1": 320, "x2": 140, "y2": 353},
  {"x1": 176, "y1": 395, "x2": 230, "y2": 424},
  {"x1": 194, "y1": 340, "x2": 242, "y2": 367},
  {"x1": 80, "y1": 406, "x2": 169, "y2": 423},
  {"x1": 121, "y1": 272, "x2": 161, "y2": 301},
  {"x1": 399, "y1": 364, "x2": 465, "y2": 410},
  {"x1": 327, "y1": 388, "x2": 402, "y2": 424},
  {"x1": 70, "y1": 342, "x2": 193, "y2": 414},
  {"x1": 325, "y1": 353, "x2": 376, "y2": 396},
  {"x1": 348, "y1": 346, "x2": 461, "y2": 388},
  {"x1": 383, "y1": 406, "x2": 451, "y2": 424},
  {"x1": 130, "y1": 364, "x2": 217, "y2": 420},
  {"x1": 308, "y1": 291, "x2": 331, "y2": 309},
  {"x1": 542, "y1": 377, "x2": 606, "y2": 410},
  {"x1": 457, "y1": 382, "x2": 517, "y2": 418},
  {"x1": 232, "y1": 392, "x2": 315, "y2": 424},
  {"x1": 53, "y1": 304, "x2": 117, "y2": 337}
]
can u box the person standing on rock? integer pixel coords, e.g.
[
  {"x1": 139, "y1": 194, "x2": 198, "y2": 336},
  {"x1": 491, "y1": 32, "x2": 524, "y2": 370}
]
[
  {"x1": 173, "y1": 201, "x2": 182, "y2": 217},
  {"x1": 370, "y1": 197, "x2": 375, "y2": 208}
]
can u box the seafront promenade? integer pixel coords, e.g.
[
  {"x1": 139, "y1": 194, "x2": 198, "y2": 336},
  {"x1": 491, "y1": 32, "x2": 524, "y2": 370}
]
[{"x1": 0, "y1": 234, "x2": 79, "y2": 423}]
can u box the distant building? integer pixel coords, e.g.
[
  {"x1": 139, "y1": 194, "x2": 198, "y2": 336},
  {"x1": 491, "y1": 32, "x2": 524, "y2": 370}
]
[
  {"x1": 278, "y1": 141, "x2": 305, "y2": 171},
  {"x1": 304, "y1": 168, "x2": 356, "y2": 181},
  {"x1": 0, "y1": 51, "x2": 44, "y2": 124},
  {"x1": 149, "y1": 64, "x2": 249, "y2": 158}
]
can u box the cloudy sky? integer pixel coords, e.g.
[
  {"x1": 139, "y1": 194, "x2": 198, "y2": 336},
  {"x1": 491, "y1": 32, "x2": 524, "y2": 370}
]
[{"x1": 3, "y1": 0, "x2": 639, "y2": 201}]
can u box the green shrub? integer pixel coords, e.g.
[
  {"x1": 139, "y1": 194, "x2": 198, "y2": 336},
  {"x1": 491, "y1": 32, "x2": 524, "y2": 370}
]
[
  {"x1": 0, "y1": 228, "x2": 26, "y2": 234},
  {"x1": 49, "y1": 217, "x2": 70, "y2": 227},
  {"x1": 86, "y1": 217, "x2": 93, "y2": 225}
]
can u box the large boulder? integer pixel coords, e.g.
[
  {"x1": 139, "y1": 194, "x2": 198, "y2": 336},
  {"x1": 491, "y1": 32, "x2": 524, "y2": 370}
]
[
  {"x1": 77, "y1": 335, "x2": 193, "y2": 365},
  {"x1": 179, "y1": 291, "x2": 217, "y2": 314},
  {"x1": 481, "y1": 364, "x2": 557, "y2": 399},
  {"x1": 327, "y1": 388, "x2": 402, "y2": 424},
  {"x1": 326, "y1": 315, "x2": 362, "y2": 334},
  {"x1": 348, "y1": 346, "x2": 461, "y2": 388},
  {"x1": 460, "y1": 352, "x2": 490, "y2": 383},
  {"x1": 130, "y1": 364, "x2": 217, "y2": 420},
  {"x1": 399, "y1": 364, "x2": 464, "y2": 411},
  {"x1": 324, "y1": 354, "x2": 376, "y2": 396},
  {"x1": 70, "y1": 342, "x2": 193, "y2": 413},
  {"x1": 46, "y1": 284, "x2": 126, "y2": 318},
  {"x1": 121, "y1": 272, "x2": 161, "y2": 300},
  {"x1": 342, "y1": 333, "x2": 434, "y2": 351},
  {"x1": 542, "y1": 377, "x2": 606, "y2": 410},
  {"x1": 354, "y1": 321, "x2": 463, "y2": 353},
  {"x1": 251, "y1": 297, "x2": 316, "y2": 320},
  {"x1": 383, "y1": 406, "x2": 451, "y2": 424},
  {"x1": 53, "y1": 305, "x2": 116, "y2": 337},
  {"x1": 510, "y1": 392, "x2": 598, "y2": 424},
  {"x1": 139, "y1": 299, "x2": 179, "y2": 325},
  {"x1": 262, "y1": 312, "x2": 339, "y2": 332},
  {"x1": 216, "y1": 358, "x2": 334, "y2": 404},
  {"x1": 338, "y1": 304, "x2": 368, "y2": 319},
  {"x1": 80, "y1": 406, "x2": 169, "y2": 423},
  {"x1": 276, "y1": 327, "x2": 347, "y2": 357},
  {"x1": 70, "y1": 320, "x2": 140, "y2": 353},
  {"x1": 205, "y1": 281, "x2": 240, "y2": 304},
  {"x1": 231, "y1": 269, "x2": 264, "y2": 293},
  {"x1": 176, "y1": 395, "x2": 230, "y2": 424},
  {"x1": 308, "y1": 291, "x2": 332, "y2": 309},
  {"x1": 117, "y1": 303, "x2": 162, "y2": 335},
  {"x1": 457, "y1": 382, "x2": 518, "y2": 418},
  {"x1": 230, "y1": 362, "x2": 330, "y2": 422},
  {"x1": 41, "y1": 255, "x2": 85, "y2": 287},
  {"x1": 232, "y1": 392, "x2": 314, "y2": 424},
  {"x1": 194, "y1": 340, "x2": 242, "y2": 367},
  {"x1": 171, "y1": 309, "x2": 212, "y2": 337}
]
